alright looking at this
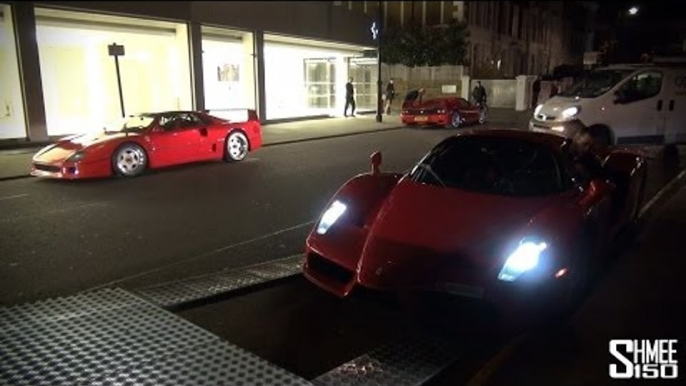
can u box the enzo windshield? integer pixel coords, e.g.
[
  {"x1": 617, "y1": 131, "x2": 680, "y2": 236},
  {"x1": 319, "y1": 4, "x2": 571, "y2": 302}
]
[
  {"x1": 410, "y1": 136, "x2": 564, "y2": 196},
  {"x1": 105, "y1": 115, "x2": 156, "y2": 133},
  {"x1": 560, "y1": 70, "x2": 632, "y2": 98}
]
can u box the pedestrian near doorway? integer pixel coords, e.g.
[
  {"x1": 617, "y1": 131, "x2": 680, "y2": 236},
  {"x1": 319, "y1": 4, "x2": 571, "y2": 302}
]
[
  {"x1": 344, "y1": 77, "x2": 356, "y2": 117},
  {"x1": 384, "y1": 78, "x2": 396, "y2": 115}
]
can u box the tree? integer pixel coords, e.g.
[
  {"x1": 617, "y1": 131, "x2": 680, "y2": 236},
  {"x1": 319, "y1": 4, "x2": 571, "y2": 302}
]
[{"x1": 380, "y1": 22, "x2": 469, "y2": 68}]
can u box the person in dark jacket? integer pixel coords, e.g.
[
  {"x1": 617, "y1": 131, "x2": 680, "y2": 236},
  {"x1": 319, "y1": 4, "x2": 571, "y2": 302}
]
[
  {"x1": 532, "y1": 77, "x2": 542, "y2": 106},
  {"x1": 472, "y1": 81, "x2": 487, "y2": 106},
  {"x1": 384, "y1": 78, "x2": 396, "y2": 115},
  {"x1": 344, "y1": 77, "x2": 356, "y2": 117}
]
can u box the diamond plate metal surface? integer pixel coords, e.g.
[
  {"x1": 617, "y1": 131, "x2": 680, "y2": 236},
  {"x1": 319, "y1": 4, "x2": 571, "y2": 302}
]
[
  {"x1": 136, "y1": 254, "x2": 304, "y2": 308},
  {"x1": 0, "y1": 288, "x2": 312, "y2": 386},
  {"x1": 312, "y1": 334, "x2": 461, "y2": 386}
]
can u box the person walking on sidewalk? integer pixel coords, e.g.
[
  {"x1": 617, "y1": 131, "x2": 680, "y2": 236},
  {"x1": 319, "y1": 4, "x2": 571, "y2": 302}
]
[
  {"x1": 384, "y1": 78, "x2": 396, "y2": 115},
  {"x1": 344, "y1": 77, "x2": 356, "y2": 117},
  {"x1": 472, "y1": 81, "x2": 487, "y2": 108},
  {"x1": 532, "y1": 76, "x2": 542, "y2": 107}
]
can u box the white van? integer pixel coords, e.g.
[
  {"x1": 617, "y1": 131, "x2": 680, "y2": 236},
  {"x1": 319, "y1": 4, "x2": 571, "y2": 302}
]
[{"x1": 529, "y1": 63, "x2": 686, "y2": 147}]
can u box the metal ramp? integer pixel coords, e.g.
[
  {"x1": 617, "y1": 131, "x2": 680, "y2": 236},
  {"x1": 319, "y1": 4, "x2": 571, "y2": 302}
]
[{"x1": 0, "y1": 288, "x2": 311, "y2": 386}]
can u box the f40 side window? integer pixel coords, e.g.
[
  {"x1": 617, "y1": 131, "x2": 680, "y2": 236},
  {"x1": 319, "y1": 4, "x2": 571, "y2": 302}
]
[{"x1": 616, "y1": 71, "x2": 662, "y2": 103}]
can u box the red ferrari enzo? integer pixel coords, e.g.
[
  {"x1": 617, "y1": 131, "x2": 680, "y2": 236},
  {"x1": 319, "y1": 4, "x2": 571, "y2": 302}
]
[
  {"x1": 303, "y1": 129, "x2": 646, "y2": 319},
  {"x1": 31, "y1": 110, "x2": 261, "y2": 179},
  {"x1": 401, "y1": 95, "x2": 486, "y2": 129}
]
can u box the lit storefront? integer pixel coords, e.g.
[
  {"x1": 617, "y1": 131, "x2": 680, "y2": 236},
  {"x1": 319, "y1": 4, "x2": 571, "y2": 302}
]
[
  {"x1": 35, "y1": 8, "x2": 193, "y2": 136},
  {"x1": 2, "y1": 2, "x2": 374, "y2": 142},
  {"x1": 0, "y1": 4, "x2": 28, "y2": 140},
  {"x1": 201, "y1": 26, "x2": 256, "y2": 120},
  {"x1": 263, "y1": 34, "x2": 375, "y2": 120}
]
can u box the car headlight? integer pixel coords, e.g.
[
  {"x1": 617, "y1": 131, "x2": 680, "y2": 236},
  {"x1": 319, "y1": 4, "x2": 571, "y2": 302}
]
[
  {"x1": 534, "y1": 104, "x2": 543, "y2": 116},
  {"x1": 33, "y1": 144, "x2": 57, "y2": 159},
  {"x1": 559, "y1": 106, "x2": 580, "y2": 120},
  {"x1": 66, "y1": 151, "x2": 86, "y2": 163},
  {"x1": 497, "y1": 240, "x2": 548, "y2": 282},
  {"x1": 316, "y1": 200, "x2": 347, "y2": 235}
]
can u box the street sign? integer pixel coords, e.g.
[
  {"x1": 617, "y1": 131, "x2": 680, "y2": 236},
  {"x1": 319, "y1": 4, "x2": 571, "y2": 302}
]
[
  {"x1": 370, "y1": 22, "x2": 379, "y2": 40},
  {"x1": 108, "y1": 43, "x2": 125, "y2": 57},
  {"x1": 108, "y1": 43, "x2": 126, "y2": 117}
]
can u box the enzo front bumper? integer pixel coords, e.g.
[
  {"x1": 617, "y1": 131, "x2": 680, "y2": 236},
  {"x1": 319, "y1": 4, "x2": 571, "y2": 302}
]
[{"x1": 303, "y1": 245, "x2": 569, "y2": 318}]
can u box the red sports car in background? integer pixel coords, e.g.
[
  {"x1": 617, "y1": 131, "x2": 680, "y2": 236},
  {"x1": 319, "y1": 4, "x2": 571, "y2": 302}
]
[
  {"x1": 303, "y1": 129, "x2": 646, "y2": 320},
  {"x1": 401, "y1": 95, "x2": 486, "y2": 129},
  {"x1": 31, "y1": 110, "x2": 261, "y2": 179}
]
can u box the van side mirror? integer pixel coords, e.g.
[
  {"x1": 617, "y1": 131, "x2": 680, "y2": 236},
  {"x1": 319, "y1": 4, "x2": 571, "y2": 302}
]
[
  {"x1": 614, "y1": 90, "x2": 626, "y2": 104},
  {"x1": 371, "y1": 151, "x2": 382, "y2": 175}
]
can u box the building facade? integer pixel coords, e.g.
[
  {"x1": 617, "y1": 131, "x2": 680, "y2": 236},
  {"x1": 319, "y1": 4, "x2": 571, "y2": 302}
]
[
  {"x1": 335, "y1": 1, "x2": 596, "y2": 78},
  {"x1": 1, "y1": 1, "x2": 377, "y2": 143}
]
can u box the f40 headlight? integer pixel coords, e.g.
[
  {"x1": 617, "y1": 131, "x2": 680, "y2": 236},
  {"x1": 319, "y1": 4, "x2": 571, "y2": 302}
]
[
  {"x1": 66, "y1": 150, "x2": 86, "y2": 163},
  {"x1": 316, "y1": 200, "x2": 347, "y2": 235},
  {"x1": 498, "y1": 240, "x2": 548, "y2": 282}
]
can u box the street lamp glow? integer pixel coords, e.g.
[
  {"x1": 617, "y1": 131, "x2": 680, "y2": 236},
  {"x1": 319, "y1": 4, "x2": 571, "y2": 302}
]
[{"x1": 628, "y1": 6, "x2": 639, "y2": 15}]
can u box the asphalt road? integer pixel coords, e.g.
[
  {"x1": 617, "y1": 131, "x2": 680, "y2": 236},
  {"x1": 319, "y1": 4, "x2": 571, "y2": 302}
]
[
  {"x1": 0, "y1": 128, "x2": 459, "y2": 305},
  {"x1": 1, "y1": 126, "x2": 684, "y2": 385}
]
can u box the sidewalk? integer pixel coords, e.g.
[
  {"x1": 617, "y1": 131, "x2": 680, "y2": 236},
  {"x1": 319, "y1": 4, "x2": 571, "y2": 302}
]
[
  {"x1": 0, "y1": 108, "x2": 529, "y2": 180},
  {"x1": 485, "y1": 174, "x2": 686, "y2": 386}
]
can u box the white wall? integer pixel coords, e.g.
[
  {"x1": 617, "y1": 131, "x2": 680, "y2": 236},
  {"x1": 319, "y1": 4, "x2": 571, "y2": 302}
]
[
  {"x1": 470, "y1": 79, "x2": 517, "y2": 108},
  {"x1": 0, "y1": 5, "x2": 28, "y2": 139}
]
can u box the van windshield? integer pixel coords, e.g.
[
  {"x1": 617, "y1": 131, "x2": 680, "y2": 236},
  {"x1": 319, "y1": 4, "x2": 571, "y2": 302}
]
[{"x1": 560, "y1": 70, "x2": 633, "y2": 98}]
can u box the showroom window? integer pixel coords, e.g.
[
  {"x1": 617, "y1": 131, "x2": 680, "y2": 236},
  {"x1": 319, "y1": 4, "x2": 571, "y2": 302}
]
[
  {"x1": 264, "y1": 34, "x2": 373, "y2": 120},
  {"x1": 0, "y1": 4, "x2": 28, "y2": 139},
  {"x1": 202, "y1": 26, "x2": 256, "y2": 121},
  {"x1": 348, "y1": 57, "x2": 378, "y2": 112},
  {"x1": 35, "y1": 8, "x2": 193, "y2": 136}
]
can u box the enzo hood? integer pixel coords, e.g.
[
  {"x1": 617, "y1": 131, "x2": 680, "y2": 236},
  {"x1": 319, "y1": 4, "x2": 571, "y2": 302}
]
[{"x1": 355, "y1": 179, "x2": 556, "y2": 289}]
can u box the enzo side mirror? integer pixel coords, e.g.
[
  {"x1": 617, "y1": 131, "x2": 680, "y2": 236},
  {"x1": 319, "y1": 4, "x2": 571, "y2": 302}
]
[{"x1": 371, "y1": 151, "x2": 382, "y2": 175}]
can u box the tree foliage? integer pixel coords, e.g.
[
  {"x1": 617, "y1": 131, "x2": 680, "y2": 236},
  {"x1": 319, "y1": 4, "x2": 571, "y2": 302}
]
[{"x1": 380, "y1": 22, "x2": 469, "y2": 68}]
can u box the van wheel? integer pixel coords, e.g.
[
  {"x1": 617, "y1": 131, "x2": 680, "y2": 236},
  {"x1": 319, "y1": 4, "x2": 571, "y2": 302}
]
[{"x1": 589, "y1": 125, "x2": 612, "y2": 149}]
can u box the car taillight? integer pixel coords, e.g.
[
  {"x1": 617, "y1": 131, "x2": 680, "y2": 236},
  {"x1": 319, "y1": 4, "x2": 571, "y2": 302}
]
[
  {"x1": 437, "y1": 109, "x2": 446, "y2": 114},
  {"x1": 248, "y1": 109, "x2": 259, "y2": 121}
]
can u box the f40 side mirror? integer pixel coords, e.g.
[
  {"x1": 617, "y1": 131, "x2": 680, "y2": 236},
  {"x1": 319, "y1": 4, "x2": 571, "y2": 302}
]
[{"x1": 371, "y1": 151, "x2": 382, "y2": 175}]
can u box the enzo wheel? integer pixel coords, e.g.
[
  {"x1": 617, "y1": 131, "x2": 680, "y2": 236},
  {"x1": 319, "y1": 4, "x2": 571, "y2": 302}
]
[
  {"x1": 112, "y1": 143, "x2": 147, "y2": 178},
  {"x1": 449, "y1": 112, "x2": 462, "y2": 129},
  {"x1": 225, "y1": 131, "x2": 249, "y2": 162}
]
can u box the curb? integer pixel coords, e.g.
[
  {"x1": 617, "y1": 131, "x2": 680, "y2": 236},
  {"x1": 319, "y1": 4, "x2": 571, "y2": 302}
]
[{"x1": 0, "y1": 126, "x2": 408, "y2": 182}]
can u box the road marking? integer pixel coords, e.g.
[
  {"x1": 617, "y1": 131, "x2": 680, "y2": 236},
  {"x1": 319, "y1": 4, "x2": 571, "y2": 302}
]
[
  {"x1": 465, "y1": 334, "x2": 527, "y2": 386},
  {"x1": 0, "y1": 202, "x2": 106, "y2": 223},
  {"x1": 0, "y1": 194, "x2": 29, "y2": 201},
  {"x1": 638, "y1": 169, "x2": 686, "y2": 218},
  {"x1": 89, "y1": 220, "x2": 315, "y2": 290}
]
